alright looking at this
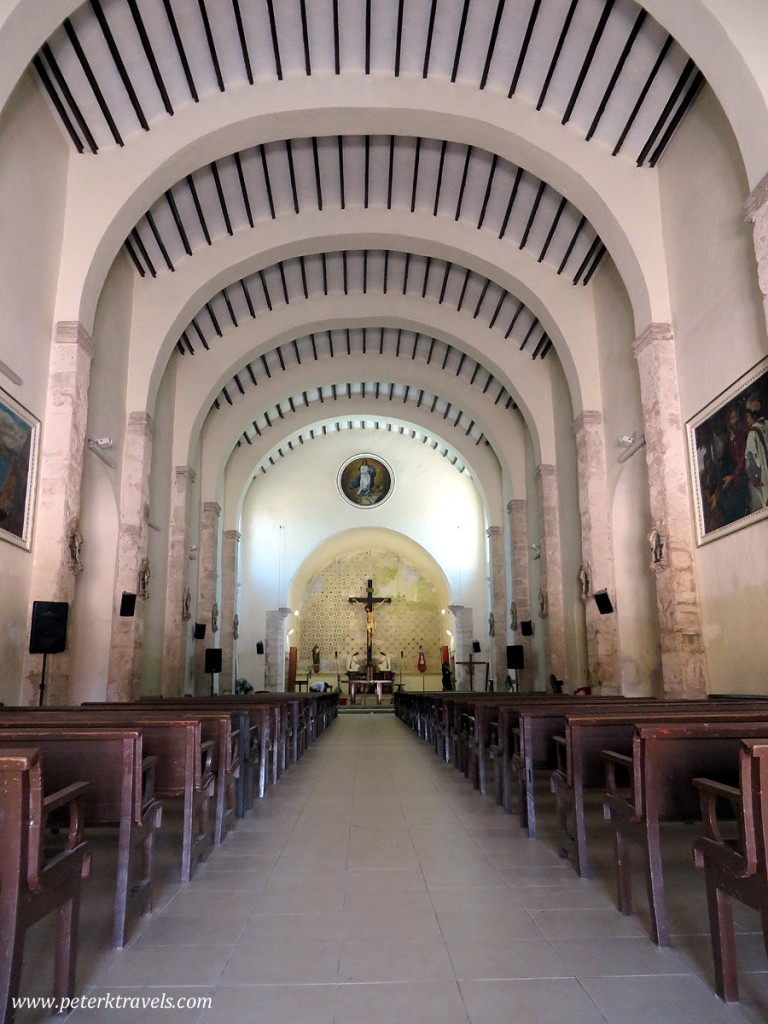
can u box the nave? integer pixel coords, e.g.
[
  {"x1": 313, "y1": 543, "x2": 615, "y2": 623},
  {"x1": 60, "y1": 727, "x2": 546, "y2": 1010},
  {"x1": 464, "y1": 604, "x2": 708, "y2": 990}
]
[{"x1": 17, "y1": 714, "x2": 768, "y2": 1024}]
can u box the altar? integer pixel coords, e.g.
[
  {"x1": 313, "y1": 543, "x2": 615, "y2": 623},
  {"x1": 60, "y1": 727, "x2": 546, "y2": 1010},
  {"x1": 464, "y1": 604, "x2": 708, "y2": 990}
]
[{"x1": 346, "y1": 671, "x2": 396, "y2": 704}]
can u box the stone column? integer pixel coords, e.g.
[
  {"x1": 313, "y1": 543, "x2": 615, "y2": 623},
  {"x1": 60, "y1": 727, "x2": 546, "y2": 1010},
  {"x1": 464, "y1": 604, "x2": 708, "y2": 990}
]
[
  {"x1": 107, "y1": 412, "x2": 154, "y2": 701},
  {"x1": 486, "y1": 526, "x2": 507, "y2": 691},
  {"x1": 194, "y1": 501, "x2": 221, "y2": 695},
  {"x1": 507, "y1": 499, "x2": 534, "y2": 691},
  {"x1": 574, "y1": 411, "x2": 621, "y2": 694},
  {"x1": 22, "y1": 322, "x2": 94, "y2": 706},
  {"x1": 264, "y1": 607, "x2": 292, "y2": 691},
  {"x1": 220, "y1": 529, "x2": 241, "y2": 694},
  {"x1": 447, "y1": 604, "x2": 473, "y2": 690},
  {"x1": 162, "y1": 466, "x2": 196, "y2": 696},
  {"x1": 745, "y1": 172, "x2": 768, "y2": 329},
  {"x1": 634, "y1": 323, "x2": 707, "y2": 697},
  {"x1": 536, "y1": 464, "x2": 567, "y2": 683}
]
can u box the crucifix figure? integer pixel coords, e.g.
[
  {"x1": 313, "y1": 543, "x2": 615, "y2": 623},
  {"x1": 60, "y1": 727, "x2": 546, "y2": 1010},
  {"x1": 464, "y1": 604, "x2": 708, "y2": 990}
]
[{"x1": 349, "y1": 578, "x2": 391, "y2": 680}]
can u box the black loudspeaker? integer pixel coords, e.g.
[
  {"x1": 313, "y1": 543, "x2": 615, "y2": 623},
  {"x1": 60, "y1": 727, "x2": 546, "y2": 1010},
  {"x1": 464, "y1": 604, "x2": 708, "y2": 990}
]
[
  {"x1": 472, "y1": 640, "x2": 481, "y2": 653},
  {"x1": 520, "y1": 620, "x2": 533, "y2": 636},
  {"x1": 506, "y1": 645, "x2": 525, "y2": 670},
  {"x1": 29, "y1": 601, "x2": 69, "y2": 655},
  {"x1": 256, "y1": 641, "x2": 264, "y2": 655},
  {"x1": 119, "y1": 592, "x2": 137, "y2": 617},
  {"x1": 204, "y1": 648, "x2": 222, "y2": 674},
  {"x1": 594, "y1": 590, "x2": 614, "y2": 615},
  {"x1": 193, "y1": 622, "x2": 206, "y2": 640}
]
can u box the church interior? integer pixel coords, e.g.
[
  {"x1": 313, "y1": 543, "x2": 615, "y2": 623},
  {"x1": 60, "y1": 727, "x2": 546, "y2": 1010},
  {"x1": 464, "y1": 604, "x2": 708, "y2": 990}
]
[{"x1": 2, "y1": 1, "x2": 768, "y2": 1021}]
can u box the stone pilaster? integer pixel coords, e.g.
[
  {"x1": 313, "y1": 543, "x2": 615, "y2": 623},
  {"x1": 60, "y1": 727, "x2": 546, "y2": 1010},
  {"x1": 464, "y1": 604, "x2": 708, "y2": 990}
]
[
  {"x1": 634, "y1": 324, "x2": 707, "y2": 697},
  {"x1": 162, "y1": 466, "x2": 196, "y2": 696},
  {"x1": 107, "y1": 412, "x2": 154, "y2": 701},
  {"x1": 264, "y1": 607, "x2": 292, "y2": 691},
  {"x1": 486, "y1": 526, "x2": 507, "y2": 691},
  {"x1": 22, "y1": 322, "x2": 94, "y2": 705},
  {"x1": 744, "y1": 172, "x2": 768, "y2": 330},
  {"x1": 507, "y1": 499, "x2": 534, "y2": 691},
  {"x1": 447, "y1": 604, "x2": 473, "y2": 691},
  {"x1": 574, "y1": 411, "x2": 621, "y2": 694},
  {"x1": 194, "y1": 502, "x2": 221, "y2": 695},
  {"x1": 536, "y1": 464, "x2": 567, "y2": 683},
  {"x1": 220, "y1": 529, "x2": 241, "y2": 694}
]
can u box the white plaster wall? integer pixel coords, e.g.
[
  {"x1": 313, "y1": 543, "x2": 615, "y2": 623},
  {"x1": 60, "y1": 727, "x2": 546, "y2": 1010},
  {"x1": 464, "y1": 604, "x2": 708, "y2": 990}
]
[
  {"x1": 593, "y1": 257, "x2": 660, "y2": 694},
  {"x1": 237, "y1": 429, "x2": 488, "y2": 687},
  {"x1": 659, "y1": 84, "x2": 768, "y2": 692},
  {"x1": 0, "y1": 72, "x2": 68, "y2": 702},
  {"x1": 141, "y1": 357, "x2": 175, "y2": 694},
  {"x1": 550, "y1": 354, "x2": 588, "y2": 688},
  {"x1": 69, "y1": 253, "x2": 134, "y2": 701}
]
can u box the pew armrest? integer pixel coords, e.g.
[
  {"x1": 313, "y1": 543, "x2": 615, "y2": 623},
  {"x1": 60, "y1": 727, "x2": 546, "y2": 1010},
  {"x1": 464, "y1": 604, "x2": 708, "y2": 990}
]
[
  {"x1": 553, "y1": 735, "x2": 566, "y2": 776},
  {"x1": 33, "y1": 781, "x2": 91, "y2": 888},
  {"x1": 141, "y1": 755, "x2": 158, "y2": 811},
  {"x1": 693, "y1": 776, "x2": 756, "y2": 874},
  {"x1": 602, "y1": 749, "x2": 638, "y2": 819}
]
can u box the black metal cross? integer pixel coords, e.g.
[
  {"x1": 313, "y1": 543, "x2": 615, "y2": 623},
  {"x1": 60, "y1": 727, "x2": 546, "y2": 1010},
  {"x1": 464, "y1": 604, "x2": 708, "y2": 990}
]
[{"x1": 349, "y1": 579, "x2": 391, "y2": 677}]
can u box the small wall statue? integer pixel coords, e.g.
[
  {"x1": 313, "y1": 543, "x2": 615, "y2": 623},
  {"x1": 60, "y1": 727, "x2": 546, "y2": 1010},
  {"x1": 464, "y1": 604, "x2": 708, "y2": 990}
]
[
  {"x1": 67, "y1": 519, "x2": 84, "y2": 576},
  {"x1": 138, "y1": 557, "x2": 150, "y2": 599},
  {"x1": 647, "y1": 526, "x2": 667, "y2": 572},
  {"x1": 182, "y1": 586, "x2": 192, "y2": 621}
]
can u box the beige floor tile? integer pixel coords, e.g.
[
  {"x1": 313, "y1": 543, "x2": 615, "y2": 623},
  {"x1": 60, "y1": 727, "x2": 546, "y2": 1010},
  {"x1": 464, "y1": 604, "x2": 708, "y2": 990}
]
[
  {"x1": 334, "y1": 980, "x2": 468, "y2": 1024},
  {"x1": 219, "y1": 938, "x2": 340, "y2": 985},
  {"x1": 338, "y1": 939, "x2": 456, "y2": 983},
  {"x1": 200, "y1": 984, "x2": 336, "y2": 1024},
  {"x1": 100, "y1": 944, "x2": 234, "y2": 987},
  {"x1": 459, "y1": 977, "x2": 608, "y2": 1024},
  {"x1": 582, "y1": 974, "x2": 741, "y2": 1024}
]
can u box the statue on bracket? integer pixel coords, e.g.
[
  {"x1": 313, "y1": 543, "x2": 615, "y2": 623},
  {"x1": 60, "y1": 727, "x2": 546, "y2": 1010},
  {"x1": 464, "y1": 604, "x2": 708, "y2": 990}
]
[
  {"x1": 233, "y1": 613, "x2": 239, "y2": 640},
  {"x1": 67, "y1": 518, "x2": 84, "y2": 575},
  {"x1": 182, "y1": 586, "x2": 191, "y2": 621},
  {"x1": 488, "y1": 611, "x2": 495, "y2": 637},
  {"x1": 509, "y1": 601, "x2": 518, "y2": 631},
  {"x1": 211, "y1": 602, "x2": 219, "y2": 634},
  {"x1": 648, "y1": 526, "x2": 667, "y2": 572},
  {"x1": 578, "y1": 562, "x2": 592, "y2": 600},
  {"x1": 538, "y1": 586, "x2": 548, "y2": 618},
  {"x1": 138, "y1": 557, "x2": 150, "y2": 599}
]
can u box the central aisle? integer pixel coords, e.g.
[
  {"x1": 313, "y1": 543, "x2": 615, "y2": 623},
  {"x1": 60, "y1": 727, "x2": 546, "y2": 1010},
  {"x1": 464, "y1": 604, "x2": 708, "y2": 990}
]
[{"x1": 58, "y1": 712, "x2": 762, "y2": 1024}]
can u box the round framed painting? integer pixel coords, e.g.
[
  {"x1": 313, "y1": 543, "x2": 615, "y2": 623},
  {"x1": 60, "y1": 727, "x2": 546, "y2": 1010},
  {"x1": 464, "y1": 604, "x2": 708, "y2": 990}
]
[{"x1": 337, "y1": 454, "x2": 394, "y2": 508}]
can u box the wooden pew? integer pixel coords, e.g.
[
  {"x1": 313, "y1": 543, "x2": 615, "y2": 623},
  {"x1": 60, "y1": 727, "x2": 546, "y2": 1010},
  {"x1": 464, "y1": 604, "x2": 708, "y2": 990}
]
[
  {"x1": 692, "y1": 737, "x2": 768, "y2": 1002},
  {"x1": 603, "y1": 719, "x2": 768, "y2": 947},
  {"x1": 83, "y1": 703, "x2": 239, "y2": 842},
  {"x1": 551, "y1": 703, "x2": 768, "y2": 878},
  {"x1": 0, "y1": 711, "x2": 214, "y2": 884},
  {"x1": 0, "y1": 748, "x2": 90, "y2": 1024},
  {"x1": 0, "y1": 727, "x2": 160, "y2": 949}
]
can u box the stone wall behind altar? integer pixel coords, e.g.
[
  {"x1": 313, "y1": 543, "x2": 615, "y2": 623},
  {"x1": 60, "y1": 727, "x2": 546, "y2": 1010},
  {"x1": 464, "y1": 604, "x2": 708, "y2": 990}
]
[{"x1": 298, "y1": 549, "x2": 444, "y2": 675}]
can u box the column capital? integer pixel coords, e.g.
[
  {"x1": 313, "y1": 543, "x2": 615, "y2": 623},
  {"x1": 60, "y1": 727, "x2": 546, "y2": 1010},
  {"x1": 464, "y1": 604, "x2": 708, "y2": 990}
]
[
  {"x1": 277, "y1": 607, "x2": 292, "y2": 619},
  {"x1": 506, "y1": 498, "x2": 526, "y2": 514},
  {"x1": 573, "y1": 410, "x2": 602, "y2": 434},
  {"x1": 175, "y1": 465, "x2": 196, "y2": 484},
  {"x1": 535, "y1": 463, "x2": 556, "y2": 484},
  {"x1": 223, "y1": 529, "x2": 241, "y2": 542},
  {"x1": 486, "y1": 525, "x2": 501, "y2": 539},
  {"x1": 202, "y1": 501, "x2": 222, "y2": 517},
  {"x1": 446, "y1": 604, "x2": 465, "y2": 615},
  {"x1": 633, "y1": 322, "x2": 673, "y2": 358},
  {"x1": 127, "y1": 411, "x2": 155, "y2": 440},
  {"x1": 744, "y1": 170, "x2": 768, "y2": 221},
  {"x1": 54, "y1": 321, "x2": 94, "y2": 359}
]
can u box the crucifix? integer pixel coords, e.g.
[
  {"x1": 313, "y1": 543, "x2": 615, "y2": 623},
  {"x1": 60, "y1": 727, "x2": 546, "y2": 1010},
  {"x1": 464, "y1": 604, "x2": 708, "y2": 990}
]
[{"x1": 349, "y1": 578, "x2": 391, "y2": 680}]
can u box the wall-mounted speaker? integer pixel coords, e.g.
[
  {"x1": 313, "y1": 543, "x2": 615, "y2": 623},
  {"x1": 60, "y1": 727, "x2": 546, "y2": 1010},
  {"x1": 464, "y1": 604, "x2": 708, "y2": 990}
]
[
  {"x1": 506, "y1": 645, "x2": 525, "y2": 670},
  {"x1": 204, "y1": 648, "x2": 222, "y2": 674},
  {"x1": 119, "y1": 592, "x2": 137, "y2": 617},
  {"x1": 472, "y1": 640, "x2": 481, "y2": 653},
  {"x1": 520, "y1": 620, "x2": 533, "y2": 637},
  {"x1": 594, "y1": 590, "x2": 614, "y2": 615},
  {"x1": 256, "y1": 641, "x2": 264, "y2": 655},
  {"x1": 193, "y1": 622, "x2": 206, "y2": 640},
  {"x1": 29, "y1": 601, "x2": 69, "y2": 655}
]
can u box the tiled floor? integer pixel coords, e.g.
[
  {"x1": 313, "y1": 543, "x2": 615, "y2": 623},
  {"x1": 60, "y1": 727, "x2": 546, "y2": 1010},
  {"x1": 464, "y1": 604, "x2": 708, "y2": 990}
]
[{"x1": 15, "y1": 712, "x2": 768, "y2": 1023}]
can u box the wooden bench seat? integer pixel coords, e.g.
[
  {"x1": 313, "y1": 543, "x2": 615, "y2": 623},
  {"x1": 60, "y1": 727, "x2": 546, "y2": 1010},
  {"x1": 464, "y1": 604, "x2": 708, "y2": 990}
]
[
  {"x1": 603, "y1": 720, "x2": 768, "y2": 947},
  {"x1": 692, "y1": 737, "x2": 768, "y2": 1002},
  {"x1": 0, "y1": 748, "x2": 90, "y2": 1024},
  {"x1": 0, "y1": 727, "x2": 160, "y2": 949},
  {"x1": 0, "y1": 711, "x2": 215, "y2": 884}
]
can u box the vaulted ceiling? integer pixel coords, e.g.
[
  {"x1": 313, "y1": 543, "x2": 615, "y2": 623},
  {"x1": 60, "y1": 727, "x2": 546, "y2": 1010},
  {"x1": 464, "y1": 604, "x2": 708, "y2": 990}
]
[{"x1": 28, "y1": 0, "x2": 707, "y2": 495}]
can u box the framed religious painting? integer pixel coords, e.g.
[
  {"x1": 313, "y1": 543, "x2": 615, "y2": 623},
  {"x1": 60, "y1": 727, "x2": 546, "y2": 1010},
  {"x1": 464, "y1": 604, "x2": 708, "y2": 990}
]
[
  {"x1": 337, "y1": 454, "x2": 394, "y2": 508},
  {"x1": 686, "y1": 355, "x2": 768, "y2": 545},
  {"x1": 0, "y1": 387, "x2": 40, "y2": 550}
]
